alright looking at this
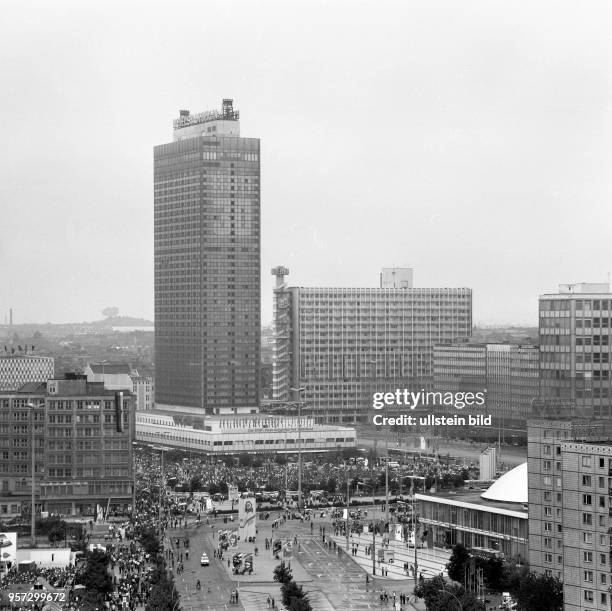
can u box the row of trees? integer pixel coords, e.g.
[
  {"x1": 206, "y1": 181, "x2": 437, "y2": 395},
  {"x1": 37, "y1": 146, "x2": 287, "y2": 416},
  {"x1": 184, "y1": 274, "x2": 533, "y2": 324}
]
[
  {"x1": 443, "y1": 544, "x2": 563, "y2": 611},
  {"x1": 273, "y1": 561, "x2": 313, "y2": 611}
]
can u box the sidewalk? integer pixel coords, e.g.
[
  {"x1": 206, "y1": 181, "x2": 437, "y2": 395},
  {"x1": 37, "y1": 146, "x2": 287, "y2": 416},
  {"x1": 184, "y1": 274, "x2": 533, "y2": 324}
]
[{"x1": 331, "y1": 532, "x2": 448, "y2": 584}]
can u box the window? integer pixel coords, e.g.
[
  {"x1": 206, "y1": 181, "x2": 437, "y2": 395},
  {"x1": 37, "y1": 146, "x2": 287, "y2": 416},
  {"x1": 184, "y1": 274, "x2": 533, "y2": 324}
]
[
  {"x1": 584, "y1": 551, "x2": 593, "y2": 562},
  {"x1": 544, "y1": 507, "x2": 552, "y2": 516},
  {"x1": 584, "y1": 590, "x2": 593, "y2": 602},
  {"x1": 582, "y1": 475, "x2": 592, "y2": 486},
  {"x1": 582, "y1": 456, "x2": 592, "y2": 467},
  {"x1": 583, "y1": 533, "x2": 593, "y2": 544},
  {"x1": 582, "y1": 513, "x2": 593, "y2": 525},
  {"x1": 600, "y1": 554, "x2": 606, "y2": 565},
  {"x1": 544, "y1": 553, "x2": 553, "y2": 563},
  {"x1": 583, "y1": 494, "x2": 592, "y2": 505}
]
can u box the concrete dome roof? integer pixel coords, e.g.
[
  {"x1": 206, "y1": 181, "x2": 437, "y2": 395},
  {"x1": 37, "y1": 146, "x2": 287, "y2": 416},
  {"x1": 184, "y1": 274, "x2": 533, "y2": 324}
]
[{"x1": 480, "y1": 462, "x2": 527, "y2": 504}]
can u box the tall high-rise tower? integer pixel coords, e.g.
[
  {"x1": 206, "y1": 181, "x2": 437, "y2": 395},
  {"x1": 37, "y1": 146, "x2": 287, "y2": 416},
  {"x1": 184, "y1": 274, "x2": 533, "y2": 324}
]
[{"x1": 154, "y1": 99, "x2": 260, "y2": 414}]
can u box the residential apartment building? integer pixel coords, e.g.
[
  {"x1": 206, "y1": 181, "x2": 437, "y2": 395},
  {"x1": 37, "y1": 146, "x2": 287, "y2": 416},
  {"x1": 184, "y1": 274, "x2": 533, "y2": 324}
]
[
  {"x1": 0, "y1": 374, "x2": 135, "y2": 518},
  {"x1": 433, "y1": 342, "x2": 539, "y2": 430},
  {"x1": 539, "y1": 283, "x2": 612, "y2": 418},
  {"x1": 272, "y1": 267, "x2": 472, "y2": 423},
  {"x1": 528, "y1": 417, "x2": 612, "y2": 610},
  {"x1": 0, "y1": 355, "x2": 54, "y2": 391},
  {"x1": 154, "y1": 99, "x2": 260, "y2": 414}
]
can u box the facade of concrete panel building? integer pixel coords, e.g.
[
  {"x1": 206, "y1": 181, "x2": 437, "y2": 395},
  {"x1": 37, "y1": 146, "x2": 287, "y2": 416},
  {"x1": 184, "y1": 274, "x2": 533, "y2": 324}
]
[
  {"x1": 528, "y1": 418, "x2": 612, "y2": 611},
  {"x1": 433, "y1": 342, "x2": 539, "y2": 430},
  {"x1": 0, "y1": 375, "x2": 135, "y2": 519},
  {"x1": 539, "y1": 283, "x2": 612, "y2": 419},
  {"x1": 272, "y1": 267, "x2": 472, "y2": 424}
]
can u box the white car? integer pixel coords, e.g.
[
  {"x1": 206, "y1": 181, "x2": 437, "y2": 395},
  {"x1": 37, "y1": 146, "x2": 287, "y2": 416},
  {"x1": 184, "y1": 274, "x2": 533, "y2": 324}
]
[{"x1": 200, "y1": 553, "x2": 209, "y2": 566}]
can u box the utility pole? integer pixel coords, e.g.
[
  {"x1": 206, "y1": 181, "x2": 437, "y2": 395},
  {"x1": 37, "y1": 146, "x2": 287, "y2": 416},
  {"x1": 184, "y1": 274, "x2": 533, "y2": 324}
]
[
  {"x1": 158, "y1": 447, "x2": 164, "y2": 541},
  {"x1": 290, "y1": 387, "x2": 306, "y2": 509},
  {"x1": 27, "y1": 403, "x2": 37, "y2": 547},
  {"x1": 345, "y1": 473, "x2": 350, "y2": 551}
]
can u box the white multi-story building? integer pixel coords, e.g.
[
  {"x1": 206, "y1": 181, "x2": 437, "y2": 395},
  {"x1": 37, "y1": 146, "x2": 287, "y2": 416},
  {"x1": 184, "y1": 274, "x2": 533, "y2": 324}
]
[
  {"x1": 272, "y1": 267, "x2": 472, "y2": 424},
  {"x1": 136, "y1": 411, "x2": 355, "y2": 454},
  {"x1": 0, "y1": 355, "x2": 54, "y2": 391}
]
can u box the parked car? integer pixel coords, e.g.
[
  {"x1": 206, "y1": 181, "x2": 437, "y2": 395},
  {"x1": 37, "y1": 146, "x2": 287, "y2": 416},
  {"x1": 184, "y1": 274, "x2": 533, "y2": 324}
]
[{"x1": 200, "y1": 553, "x2": 209, "y2": 566}]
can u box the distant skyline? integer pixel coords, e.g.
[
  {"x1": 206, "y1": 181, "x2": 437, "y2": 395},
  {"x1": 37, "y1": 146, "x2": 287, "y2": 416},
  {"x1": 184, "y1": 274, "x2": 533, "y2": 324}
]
[{"x1": 1, "y1": 0, "x2": 610, "y2": 326}]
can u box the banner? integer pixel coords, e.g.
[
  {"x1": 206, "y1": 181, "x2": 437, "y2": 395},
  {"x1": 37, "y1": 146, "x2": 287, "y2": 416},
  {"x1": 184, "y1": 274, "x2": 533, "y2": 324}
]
[
  {"x1": 238, "y1": 497, "x2": 256, "y2": 540},
  {"x1": 228, "y1": 485, "x2": 239, "y2": 502},
  {"x1": 0, "y1": 532, "x2": 16, "y2": 565},
  {"x1": 395, "y1": 524, "x2": 403, "y2": 542}
]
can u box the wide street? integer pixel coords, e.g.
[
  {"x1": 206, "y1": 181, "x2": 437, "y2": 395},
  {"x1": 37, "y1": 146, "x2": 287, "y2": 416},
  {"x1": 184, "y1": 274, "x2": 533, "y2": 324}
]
[{"x1": 167, "y1": 510, "x2": 426, "y2": 611}]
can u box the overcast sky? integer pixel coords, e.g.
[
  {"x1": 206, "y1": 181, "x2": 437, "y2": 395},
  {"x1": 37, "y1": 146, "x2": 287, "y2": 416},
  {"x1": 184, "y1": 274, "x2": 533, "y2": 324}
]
[{"x1": 1, "y1": 0, "x2": 610, "y2": 326}]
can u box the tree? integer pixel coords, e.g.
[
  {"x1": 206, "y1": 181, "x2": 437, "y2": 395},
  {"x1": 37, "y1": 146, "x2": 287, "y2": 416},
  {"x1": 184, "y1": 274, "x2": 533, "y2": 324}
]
[
  {"x1": 447, "y1": 543, "x2": 471, "y2": 583},
  {"x1": 138, "y1": 525, "x2": 161, "y2": 556},
  {"x1": 273, "y1": 561, "x2": 293, "y2": 585},
  {"x1": 480, "y1": 556, "x2": 506, "y2": 591},
  {"x1": 48, "y1": 523, "x2": 66, "y2": 544},
  {"x1": 189, "y1": 476, "x2": 202, "y2": 492},
  {"x1": 510, "y1": 572, "x2": 563, "y2": 611},
  {"x1": 325, "y1": 477, "x2": 337, "y2": 493},
  {"x1": 415, "y1": 576, "x2": 485, "y2": 611},
  {"x1": 146, "y1": 560, "x2": 181, "y2": 611},
  {"x1": 102, "y1": 307, "x2": 119, "y2": 318},
  {"x1": 77, "y1": 550, "x2": 112, "y2": 595}
]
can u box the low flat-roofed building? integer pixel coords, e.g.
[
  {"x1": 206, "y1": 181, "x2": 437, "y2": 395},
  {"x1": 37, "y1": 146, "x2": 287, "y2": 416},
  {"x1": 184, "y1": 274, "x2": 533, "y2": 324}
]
[
  {"x1": 416, "y1": 462, "x2": 528, "y2": 563},
  {"x1": 136, "y1": 410, "x2": 356, "y2": 454}
]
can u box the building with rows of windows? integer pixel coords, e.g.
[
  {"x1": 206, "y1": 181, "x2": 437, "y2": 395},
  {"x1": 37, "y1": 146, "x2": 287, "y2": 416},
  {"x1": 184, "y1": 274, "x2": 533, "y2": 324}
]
[
  {"x1": 136, "y1": 411, "x2": 355, "y2": 454},
  {"x1": 433, "y1": 342, "x2": 539, "y2": 431},
  {"x1": 154, "y1": 99, "x2": 260, "y2": 415},
  {"x1": 539, "y1": 282, "x2": 612, "y2": 419},
  {"x1": 271, "y1": 266, "x2": 472, "y2": 424},
  {"x1": 0, "y1": 374, "x2": 135, "y2": 519},
  {"x1": 528, "y1": 417, "x2": 612, "y2": 611},
  {"x1": 416, "y1": 462, "x2": 528, "y2": 563}
]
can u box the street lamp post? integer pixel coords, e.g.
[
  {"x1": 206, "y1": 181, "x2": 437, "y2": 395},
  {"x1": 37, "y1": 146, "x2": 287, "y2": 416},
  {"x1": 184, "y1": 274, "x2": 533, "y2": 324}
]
[
  {"x1": 26, "y1": 402, "x2": 38, "y2": 547},
  {"x1": 290, "y1": 387, "x2": 306, "y2": 508}
]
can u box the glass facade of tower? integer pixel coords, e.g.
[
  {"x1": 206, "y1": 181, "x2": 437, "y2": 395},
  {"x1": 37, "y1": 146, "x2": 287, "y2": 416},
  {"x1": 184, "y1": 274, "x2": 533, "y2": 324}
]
[
  {"x1": 539, "y1": 291, "x2": 612, "y2": 418},
  {"x1": 154, "y1": 109, "x2": 260, "y2": 412}
]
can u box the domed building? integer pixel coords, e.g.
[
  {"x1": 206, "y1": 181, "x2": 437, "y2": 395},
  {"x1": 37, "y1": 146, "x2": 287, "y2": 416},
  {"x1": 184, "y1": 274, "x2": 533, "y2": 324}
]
[{"x1": 416, "y1": 462, "x2": 528, "y2": 563}]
